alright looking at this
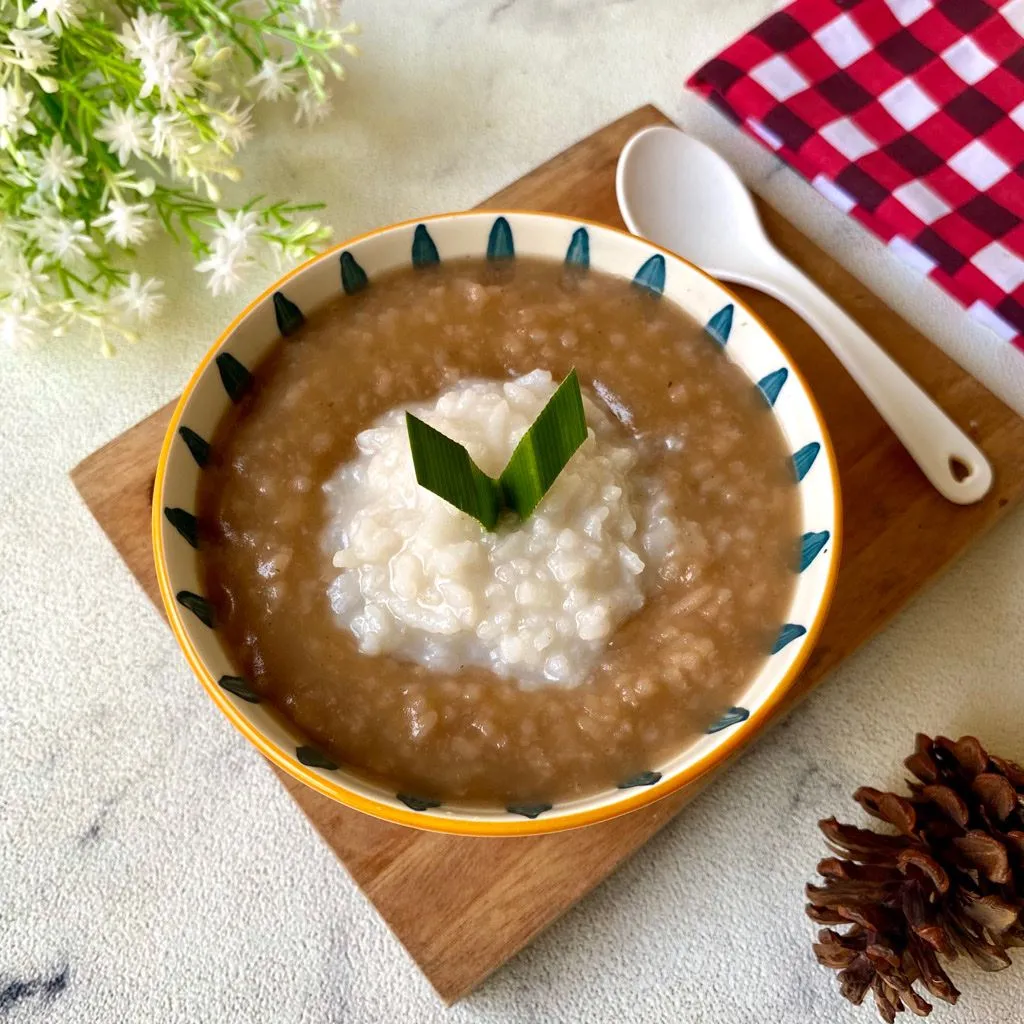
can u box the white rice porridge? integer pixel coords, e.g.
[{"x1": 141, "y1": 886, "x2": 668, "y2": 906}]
[{"x1": 325, "y1": 370, "x2": 679, "y2": 687}]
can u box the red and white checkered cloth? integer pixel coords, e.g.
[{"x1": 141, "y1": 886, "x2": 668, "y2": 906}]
[{"x1": 687, "y1": 0, "x2": 1024, "y2": 353}]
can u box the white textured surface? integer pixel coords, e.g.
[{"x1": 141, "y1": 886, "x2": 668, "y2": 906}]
[{"x1": 4, "y1": 0, "x2": 1024, "y2": 1020}]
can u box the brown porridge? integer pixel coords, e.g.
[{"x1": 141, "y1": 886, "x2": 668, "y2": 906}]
[{"x1": 198, "y1": 256, "x2": 799, "y2": 804}]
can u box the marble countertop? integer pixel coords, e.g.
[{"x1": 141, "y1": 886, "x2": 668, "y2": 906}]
[{"x1": 4, "y1": 1, "x2": 1024, "y2": 1021}]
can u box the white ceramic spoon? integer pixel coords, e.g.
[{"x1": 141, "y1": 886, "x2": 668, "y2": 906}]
[{"x1": 616, "y1": 125, "x2": 993, "y2": 506}]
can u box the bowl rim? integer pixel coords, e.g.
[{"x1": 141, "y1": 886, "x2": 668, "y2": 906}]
[{"x1": 153, "y1": 208, "x2": 843, "y2": 837}]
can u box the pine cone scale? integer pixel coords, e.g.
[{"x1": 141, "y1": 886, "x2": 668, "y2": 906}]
[
  {"x1": 954, "y1": 830, "x2": 1011, "y2": 882},
  {"x1": 919, "y1": 784, "x2": 970, "y2": 827},
  {"x1": 907, "y1": 933, "x2": 960, "y2": 1005},
  {"x1": 972, "y1": 773, "x2": 1018, "y2": 821},
  {"x1": 897, "y1": 848, "x2": 950, "y2": 893}
]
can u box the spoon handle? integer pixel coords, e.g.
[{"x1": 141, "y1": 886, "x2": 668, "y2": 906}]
[{"x1": 756, "y1": 257, "x2": 993, "y2": 505}]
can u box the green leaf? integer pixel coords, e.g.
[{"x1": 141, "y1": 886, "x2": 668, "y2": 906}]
[
  {"x1": 499, "y1": 369, "x2": 587, "y2": 520},
  {"x1": 405, "y1": 413, "x2": 502, "y2": 530},
  {"x1": 404, "y1": 370, "x2": 589, "y2": 529}
]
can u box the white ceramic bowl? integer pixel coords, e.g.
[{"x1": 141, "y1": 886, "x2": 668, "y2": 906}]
[{"x1": 154, "y1": 211, "x2": 841, "y2": 837}]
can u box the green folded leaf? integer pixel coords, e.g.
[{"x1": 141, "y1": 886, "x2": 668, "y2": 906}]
[
  {"x1": 405, "y1": 370, "x2": 589, "y2": 530},
  {"x1": 500, "y1": 369, "x2": 588, "y2": 519},
  {"x1": 405, "y1": 413, "x2": 502, "y2": 530}
]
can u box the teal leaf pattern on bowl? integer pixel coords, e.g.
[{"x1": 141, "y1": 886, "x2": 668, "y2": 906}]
[
  {"x1": 176, "y1": 591, "x2": 214, "y2": 627},
  {"x1": 296, "y1": 745, "x2": 338, "y2": 770},
  {"x1": 507, "y1": 802, "x2": 553, "y2": 819},
  {"x1": 632, "y1": 254, "x2": 665, "y2": 295},
  {"x1": 772, "y1": 623, "x2": 807, "y2": 654},
  {"x1": 618, "y1": 770, "x2": 662, "y2": 788},
  {"x1": 757, "y1": 368, "x2": 788, "y2": 406},
  {"x1": 340, "y1": 251, "x2": 369, "y2": 294},
  {"x1": 178, "y1": 426, "x2": 210, "y2": 467},
  {"x1": 793, "y1": 442, "x2": 821, "y2": 482},
  {"x1": 799, "y1": 531, "x2": 830, "y2": 572},
  {"x1": 565, "y1": 227, "x2": 589, "y2": 268},
  {"x1": 164, "y1": 507, "x2": 198, "y2": 548},
  {"x1": 273, "y1": 291, "x2": 304, "y2": 336},
  {"x1": 708, "y1": 706, "x2": 750, "y2": 733},
  {"x1": 397, "y1": 793, "x2": 441, "y2": 812},
  {"x1": 487, "y1": 217, "x2": 514, "y2": 260},
  {"x1": 218, "y1": 675, "x2": 260, "y2": 704},
  {"x1": 705, "y1": 304, "x2": 734, "y2": 346},
  {"x1": 215, "y1": 353, "x2": 252, "y2": 403},
  {"x1": 412, "y1": 224, "x2": 440, "y2": 266}
]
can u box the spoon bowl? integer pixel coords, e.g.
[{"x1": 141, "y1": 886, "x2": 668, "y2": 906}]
[{"x1": 617, "y1": 125, "x2": 775, "y2": 282}]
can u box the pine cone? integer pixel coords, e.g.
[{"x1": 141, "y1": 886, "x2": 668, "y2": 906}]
[{"x1": 807, "y1": 734, "x2": 1024, "y2": 1022}]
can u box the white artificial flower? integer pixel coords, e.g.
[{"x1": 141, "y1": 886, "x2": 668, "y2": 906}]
[
  {"x1": 266, "y1": 221, "x2": 329, "y2": 269},
  {"x1": 213, "y1": 209, "x2": 260, "y2": 252},
  {"x1": 112, "y1": 272, "x2": 164, "y2": 324},
  {"x1": 139, "y1": 40, "x2": 197, "y2": 105},
  {"x1": 31, "y1": 215, "x2": 97, "y2": 266},
  {"x1": 266, "y1": 217, "x2": 330, "y2": 267},
  {"x1": 18, "y1": 188, "x2": 59, "y2": 218},
  {"x1": 118, "y1": 10, "x2": 176, "y2": 60},
  {"x1": 119, "y1": 11, "x2": 197, "y2": 106},
  {"x1": 298, "y1": 0, "x2": 340, "y2": 28},
  {"x1": 247, "y1": 59, "x2": 300, "y2": 102},
  {"x1": 149, "y1": 111, "x2": 196, "y2": 164},
  {"x1": 211, "y1": 98, "x2": 254, "y2": 151},
  {"x1": 295, "y1": 87, "x2": 332, "y2": 125},
  {"x1": 173, "y1": 140, "x2": 238, "y2": 195},
  {"x1": 5, "y1": 254, "x2": 50, "y2": 306},
  {"x1": 92, "y1": 197, "x2": 152, "y2": 248},
  {"x1": 266, "y1": 236, "x2": 297, "y2": 270},
  {"x1": 0, "y1": 85, "x2": 36, "y2": 147},
  {"x1": 196, "y1": 242, "x2": 253, "y2": 297},
  {"x1": 26, "y1": 0, "x2": 84, "y2": 35},
  {"x1": 95, "y1": 105, "x2": 151, "y2": 166},
  {"x1": 0, "y1": 301, "x2": 46, "y2": 348},
  {"x1": 32, "y1": 136, "x2": 87, "y2": 197},
  {"x1": 7, "y1": 27, "x2": 56, "y2": 72}
]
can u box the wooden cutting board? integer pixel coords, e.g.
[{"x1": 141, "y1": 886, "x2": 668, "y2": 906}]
[{"x1": 71, "y1": 105, "x2": 1024, "y2": 1003}]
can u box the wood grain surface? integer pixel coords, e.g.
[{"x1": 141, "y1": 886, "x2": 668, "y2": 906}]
[{"x1": 71, "y1": 105, "x2": 1024, "y2": 1004}]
